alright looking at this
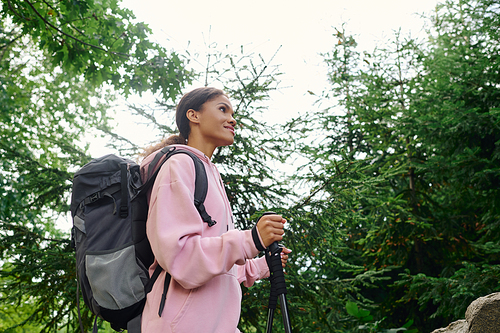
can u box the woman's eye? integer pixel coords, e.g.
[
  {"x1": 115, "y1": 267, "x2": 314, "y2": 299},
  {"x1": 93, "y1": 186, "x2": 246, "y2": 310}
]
[{"x1": 219, "y1": 107, "x2": 226, "y2": 112}]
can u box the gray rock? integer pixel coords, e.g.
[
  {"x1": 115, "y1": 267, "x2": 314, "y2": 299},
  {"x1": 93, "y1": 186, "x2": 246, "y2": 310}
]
[
  {"x1": 432, "y1": 292, "x2": 500, "y2": 333},
  {"x1": 466, "y1": 292, "x2": 500, "y2": 333}
]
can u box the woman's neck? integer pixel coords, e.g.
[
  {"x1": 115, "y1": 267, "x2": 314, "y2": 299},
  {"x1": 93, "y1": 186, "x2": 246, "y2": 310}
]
[{"x1": 187, "y1": 137, "x2": 215, "y2": 159}]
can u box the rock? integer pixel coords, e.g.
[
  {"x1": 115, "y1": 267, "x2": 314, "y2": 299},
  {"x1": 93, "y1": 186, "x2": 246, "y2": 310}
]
[
  {"x1": 465, "y1": 292, "x2": 500, "y2": 333},
  {"x1": 433, "y1": 292, "x2": 500, "y2": 333},
  {"x1": 431, "y1": 319, "x2": 468, "y2": 333}
]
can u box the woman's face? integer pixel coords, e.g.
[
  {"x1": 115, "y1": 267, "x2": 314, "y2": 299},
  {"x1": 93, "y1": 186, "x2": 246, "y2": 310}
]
[{"x1": 196, "y1": 94, "x2": 236, "y2": 148}]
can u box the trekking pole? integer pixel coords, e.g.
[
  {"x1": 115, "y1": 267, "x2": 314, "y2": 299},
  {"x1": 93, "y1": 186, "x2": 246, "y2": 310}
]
[
  {"x1": 259, "y1": 211, "x2": 292, "y2": 332},
  {"x1": 265, "y1": 241, "x2": 292, "y2": 333}
]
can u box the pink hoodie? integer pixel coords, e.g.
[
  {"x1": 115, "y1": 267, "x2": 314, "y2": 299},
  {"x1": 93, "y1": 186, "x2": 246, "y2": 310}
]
[{"x1": 140, "y1": 145, "x2": 269, "y2": 333}]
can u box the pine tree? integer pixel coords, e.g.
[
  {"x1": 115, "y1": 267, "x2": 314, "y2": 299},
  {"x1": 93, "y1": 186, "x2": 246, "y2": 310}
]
[
  {"x1": 290, "y1": 0, "x2": 500, "y2": 331},
  {"x1": 0, "y1": 0, "x2": 190, "y2": 330}
]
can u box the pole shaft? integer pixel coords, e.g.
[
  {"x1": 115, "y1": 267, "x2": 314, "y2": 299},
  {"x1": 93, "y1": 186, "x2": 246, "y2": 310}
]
[
  {"x1": 266, "y1": 308, "x2": 275, "y2": 333},
  {"x1": 279, "y1": 294, "x2": 292, "y2": 333}
]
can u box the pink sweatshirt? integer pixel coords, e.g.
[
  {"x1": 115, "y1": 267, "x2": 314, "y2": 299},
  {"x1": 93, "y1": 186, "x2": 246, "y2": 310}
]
[{"x1": 140, "y1": 145, "x2": 269, "y2": 333}]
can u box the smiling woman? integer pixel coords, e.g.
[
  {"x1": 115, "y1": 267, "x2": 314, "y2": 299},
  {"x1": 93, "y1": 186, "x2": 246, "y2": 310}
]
[
  {"x1": 186, "y1": 93, "x2": 236, "y2": 157},
  {"x1": 140, "y1": 87, "x2": 231, "y2": 156},
  {"x1": 138, "y1": 87, "x2": 291, "y2": 333}
]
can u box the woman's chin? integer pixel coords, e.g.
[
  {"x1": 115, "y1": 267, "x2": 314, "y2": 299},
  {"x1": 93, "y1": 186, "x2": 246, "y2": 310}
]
[{"x1": 222, "y1": 139, "x2": 234, "y2": 146}]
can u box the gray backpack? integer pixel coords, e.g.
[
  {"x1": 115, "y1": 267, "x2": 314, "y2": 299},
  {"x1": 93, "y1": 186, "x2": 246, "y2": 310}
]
[{"x1": 70, "y1": 146, "x2": 216, "y2": 332}]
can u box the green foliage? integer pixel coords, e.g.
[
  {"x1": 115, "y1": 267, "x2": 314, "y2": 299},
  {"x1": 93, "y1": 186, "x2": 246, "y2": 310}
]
[
  {"x1": 0, "y1": 0, "x2": 191, "y2": 330},
  {"x1": 2, "y1": 0, "x2": 190, "y2": 101},
  {"x1": 288, "y1": 0, "x2": 500, "y2": 331},
  {"x1": 0, "y1": 222, "x2": 82, "y2": 332},
  {"x1": 346, "y1": 301, "x2": 373, "y2": 322},
  {"x1": 396, "y1": 262, "x2": 500, "y2": 320},
  {"x1": 346, "y1": 301, "x2": 418, "y2": 333}
]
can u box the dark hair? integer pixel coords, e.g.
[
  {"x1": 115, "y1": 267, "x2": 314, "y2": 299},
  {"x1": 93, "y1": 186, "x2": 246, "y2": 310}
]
[
  {"x1": 176, "y1": 87, "x2": 226, "y2": 140},
  {"x1": 141, "y1": 87, "x2": 226, "y2": 158}
]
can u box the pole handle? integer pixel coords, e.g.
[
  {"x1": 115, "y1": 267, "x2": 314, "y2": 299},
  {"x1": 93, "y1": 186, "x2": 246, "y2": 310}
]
[{"x1": 261, "y1": 211, "x2": 292, "y2": 332}]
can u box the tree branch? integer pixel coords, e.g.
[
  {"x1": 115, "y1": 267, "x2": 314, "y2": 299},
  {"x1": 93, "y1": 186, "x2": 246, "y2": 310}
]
[
  {"x1": 0, "y1": 220, "x2": 67, "y2": 243},
  {"x1": 24, "y1": 0, "x2": 129, "y2": 58},
  {"x1": 232, "y1": 46, "x2": 281, "y2": 113},
  {"x1": 41, "y1": 0, "x2": 56, "y2": 11},
  {"x1": 127, "y1": 103, "x2": 175, "y2": 133},
  {"x1": 291, "y1": 159, "x2": 353, "y2": 211},
  {"x1": 0, "y1": 34, "x2": 22, "y2": 62},
  {"x1": 6, "y1": 0, "x2": 26, "y2": 20},
  {"x1": 96, "y1": 124, "x2": 139, "y2": 150}
]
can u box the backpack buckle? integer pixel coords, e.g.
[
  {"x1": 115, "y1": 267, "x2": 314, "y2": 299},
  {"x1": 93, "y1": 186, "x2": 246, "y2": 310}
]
[{"x1": 89, "y1": 192, "x2": 100, "y2": 203}]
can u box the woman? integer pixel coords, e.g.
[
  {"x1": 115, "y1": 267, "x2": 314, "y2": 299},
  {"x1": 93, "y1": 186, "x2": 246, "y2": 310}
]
[{"x1": 140, "y1": 87, "x2": 291, "y2": 332}]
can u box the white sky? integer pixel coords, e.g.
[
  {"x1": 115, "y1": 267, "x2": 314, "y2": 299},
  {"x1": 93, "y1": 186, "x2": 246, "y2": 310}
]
[{"x1": 90, "y1": 0, "x2": 440, "y2": 156}]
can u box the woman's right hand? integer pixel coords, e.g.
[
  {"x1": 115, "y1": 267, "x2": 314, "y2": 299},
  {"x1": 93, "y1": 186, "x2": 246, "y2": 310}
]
[{"x1": 256, "y1": 214, "x2": 286, "y2": 248}]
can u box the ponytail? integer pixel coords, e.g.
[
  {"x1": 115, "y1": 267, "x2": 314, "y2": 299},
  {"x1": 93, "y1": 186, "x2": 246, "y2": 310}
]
[{"x1": 140, "y1": 134, "x2": 187, "y2": 159}]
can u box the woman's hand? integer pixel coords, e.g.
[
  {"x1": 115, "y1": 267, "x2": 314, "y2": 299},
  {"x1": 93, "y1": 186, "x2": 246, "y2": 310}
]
[
  {"x1": 281, "y1": 247, "x2": 292, "y2": 268},
  {"x1": 256, "y1": 214, "x2": 286, "y2": 248}
]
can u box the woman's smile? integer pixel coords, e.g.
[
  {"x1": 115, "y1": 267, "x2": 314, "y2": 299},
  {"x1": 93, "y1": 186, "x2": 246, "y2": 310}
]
[
  {"x1": 224, "y1": 124, "x2": 235, "y2": 136},
  {"x1": 190, "y1": 94, "x2": 237, "y2": 153}
]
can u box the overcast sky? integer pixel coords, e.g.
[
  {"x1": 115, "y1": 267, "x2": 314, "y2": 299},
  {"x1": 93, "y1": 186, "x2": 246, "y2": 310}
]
[{"x1": 90, "y1": 0, "x2": 440, "y2": 155}]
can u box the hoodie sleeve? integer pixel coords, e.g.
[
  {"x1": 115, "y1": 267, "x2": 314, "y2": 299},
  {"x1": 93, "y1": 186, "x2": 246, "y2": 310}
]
[
  {"x1": 147, "y1": 154, "x2": 260, "y2": 290},
  {"x1": 237, "y1": 256, "x2": 270, "y2": 287}
]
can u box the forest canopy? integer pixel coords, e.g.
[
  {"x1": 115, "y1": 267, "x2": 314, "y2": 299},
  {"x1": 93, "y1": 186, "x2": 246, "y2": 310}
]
[{"x1": 0, "y1": 0, "x2": 499, "y2": 332}]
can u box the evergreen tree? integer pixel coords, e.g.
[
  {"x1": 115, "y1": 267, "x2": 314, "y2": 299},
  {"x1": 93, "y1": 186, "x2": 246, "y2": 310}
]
[
  {"x1": 0, "y1": 0, "x2": 190, "y2": 330},
  {"x1": 394, "y1": 0, "x2": 500, "y2": 328},
  {"x1": 293, "y1": 0, "x2": 500, "y2": 331}
]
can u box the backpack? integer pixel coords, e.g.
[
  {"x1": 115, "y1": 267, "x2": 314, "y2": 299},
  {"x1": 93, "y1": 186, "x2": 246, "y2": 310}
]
[{"x1": 70, "y1": 146, "x2": 216, "y2": 332}]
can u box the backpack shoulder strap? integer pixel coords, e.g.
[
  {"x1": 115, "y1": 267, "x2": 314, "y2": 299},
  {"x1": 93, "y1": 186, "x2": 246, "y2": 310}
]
[
  {"x1": 141, "y1": 146, "x2": 217, "y2": 319},
  {"x1": 142, "y1": 146, "x2": 216, "y2": 227}
]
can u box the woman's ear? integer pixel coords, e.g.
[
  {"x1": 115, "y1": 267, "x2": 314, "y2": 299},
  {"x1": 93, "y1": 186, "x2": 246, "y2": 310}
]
[{"x1": 186, "y1": 109, "x2": 200, "y2": 124}]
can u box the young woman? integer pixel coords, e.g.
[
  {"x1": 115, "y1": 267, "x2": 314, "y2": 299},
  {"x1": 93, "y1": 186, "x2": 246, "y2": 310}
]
[{"x1": 140, "y1": 87, "x2": 291, "y2": 332}]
